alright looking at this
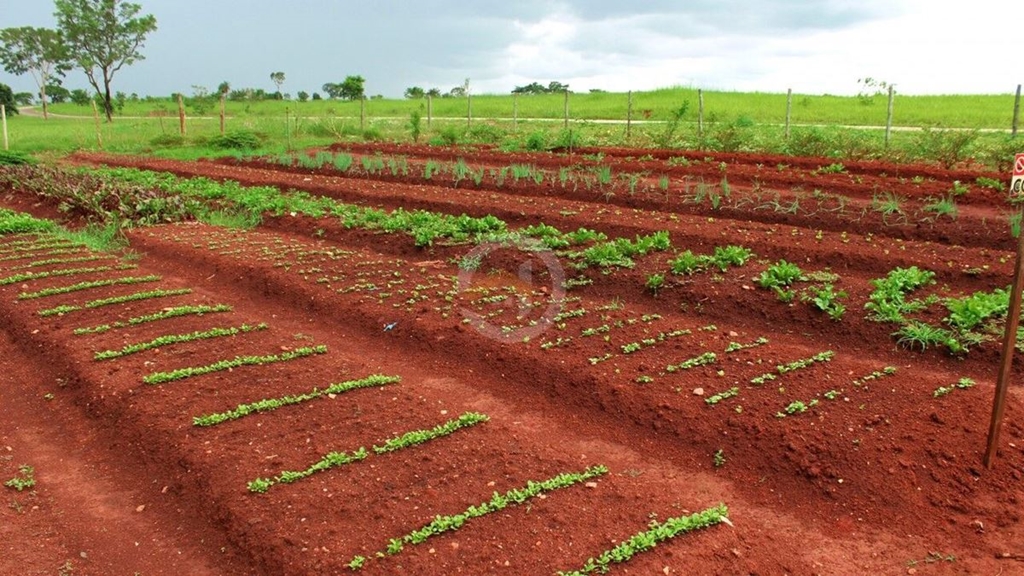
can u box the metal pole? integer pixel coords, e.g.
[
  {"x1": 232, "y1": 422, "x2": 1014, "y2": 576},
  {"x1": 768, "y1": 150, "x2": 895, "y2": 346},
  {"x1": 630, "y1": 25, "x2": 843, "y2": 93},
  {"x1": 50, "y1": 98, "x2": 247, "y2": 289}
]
[
  {"x1": 1013, "y1": 84, "x2": 1021, "y2": 138},
  {"x1": 1, "y1": 105, "x2": 7, "y2": 151},
  {"x1": 985, "y1": 208, "x2": 1024, "y2": 468},
  {"x1": 785, "y1": 88, "x2": 792, "y2": 140},
  {"x1": 885, "y1": 85, "x2": 895, "y2": 148}
]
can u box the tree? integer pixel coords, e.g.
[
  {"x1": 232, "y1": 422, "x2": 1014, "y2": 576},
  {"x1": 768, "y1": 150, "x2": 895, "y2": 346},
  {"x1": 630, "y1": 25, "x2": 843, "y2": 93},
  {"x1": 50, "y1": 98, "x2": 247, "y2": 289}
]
[
  {"x1": 270, "y1": 71, "x2": 284, "y2": 98},
  {"x1": 311, "y1": 92, "x2": 322, "y2": 101},
  {"x1": 0, "y1": 27, "x2": 71, "y2": 119},
  {"x1": 426, "y1": 87, "x2": 441, "y2": 98},
  {"x1": 45, "y1": 83, "x2": 70, "y2": 103},
  {"x1": 14, "y1": 92, "x2": 34, "y2": 105},
  {"x1": 54, "y1": 0, "x2": 157, "y2": 122},
  {"x1": 69, "y1": 88, "x2": 90, "y2": 106},
  {"x1": 0, "y1": 83, "x2": 18, "y2": 116},
  {"x1": 216, "y1": 81, "x2": 230, "y2": 96},
  {"x1": 296, "y1": 90, "x2": 309, "y2": 102},
  {"x1": 339, "y1": 75, "x2": 365, "y2": 101},
  {"x1": 404, "y1": 86, "x2": 425, "y2": 99}
]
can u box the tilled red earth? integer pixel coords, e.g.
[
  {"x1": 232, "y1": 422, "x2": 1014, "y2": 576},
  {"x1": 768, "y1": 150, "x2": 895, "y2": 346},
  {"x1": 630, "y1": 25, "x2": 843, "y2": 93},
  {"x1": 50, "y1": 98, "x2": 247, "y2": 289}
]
[{"x1": 1, "y1": 145, "x2": 1023, "y2": 575}]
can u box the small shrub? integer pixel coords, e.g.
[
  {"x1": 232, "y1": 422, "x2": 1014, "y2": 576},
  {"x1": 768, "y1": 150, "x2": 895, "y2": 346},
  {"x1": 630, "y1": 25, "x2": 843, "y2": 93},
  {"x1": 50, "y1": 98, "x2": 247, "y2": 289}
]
[
  {"x1": 208, "y1": 130, "x2": 262, "y2": 149},
  {"x1": 524, "y1": 131, "x2": 547, "y2": 151}
]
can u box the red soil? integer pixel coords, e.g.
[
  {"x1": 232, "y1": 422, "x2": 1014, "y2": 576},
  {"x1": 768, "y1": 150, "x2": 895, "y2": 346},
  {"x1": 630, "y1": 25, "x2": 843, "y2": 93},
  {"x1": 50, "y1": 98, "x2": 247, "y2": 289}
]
[{"x1": 1, "y1": 145, "x2": 1023, "y2": 575}]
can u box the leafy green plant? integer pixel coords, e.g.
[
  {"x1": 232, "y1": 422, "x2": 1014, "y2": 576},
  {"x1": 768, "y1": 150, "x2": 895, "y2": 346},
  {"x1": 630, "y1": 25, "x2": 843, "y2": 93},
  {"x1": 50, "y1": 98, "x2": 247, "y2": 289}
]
[
  {"x1": 724, "y1": 337, "x2": 768, "y2": 353},
  {"x1": 922, "y1": 196, "x2": 958, "y2": 220},
  {"x1": 248, "y1": 448, "x2": 368, "y2": 493},
  {"x1": 4, "y1": 465, "x2": 36, "y2": 491},
  {"x1": 934, "y1": 377, "x2": 975, "y2": 397},
  {"x1": 645, "y1": 273, "x2": 665, "y2": 295},
  {"x1": 871, "y1": 192, "x2": 905, "y2": 221},
  {"x1": 372, "y1": 412, "x2": 488, "y2": 454},
  {"x1": 194, "y1": 374, "x2": 399, "y2": 427},
  {"x1": 143, "y1": 345, "x2": 327, "y2": 385},
  {"x1": 865, "y1": 266, "x2": 936, "y2": 323},
  {"x1": 705, "y1": 387, "x2": 739, "y2": 405},
  {"x1": 776, "y1": 399, "x2": 819, "y2": 417},
  {"x1": 755, "y1": 260, "x2": 803, "y2": 290},
  {"x1": 894, "y1": 321, "x2": 960, "y2": 352},
  {"x1": 801, "y1": 283, "x2": 847, "y2": 320},
  {"x1": 667, "y1": 352, "x2": 717, "y2": 373}
]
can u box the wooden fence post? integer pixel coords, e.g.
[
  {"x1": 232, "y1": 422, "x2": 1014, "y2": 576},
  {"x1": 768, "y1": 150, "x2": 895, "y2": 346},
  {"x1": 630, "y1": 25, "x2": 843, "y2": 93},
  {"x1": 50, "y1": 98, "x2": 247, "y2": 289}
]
[
  {"x1": 626, "y1": 91, "x2": 632, "y2": 140},
  {"x1": 885, "y1": 85, "x2": 895, "y2": 149},
  {"x1": 1, "y1": 105, "x2": 7, "y2": 151},
  {"x1": 697, "y1": 89, "x2": 704, "y2": 137},
  {"x1": 219, "y1": 94, "x2": 226, "y2": 135},
  {"x1": 513, "y1": 93, "x2": 518, "y2": 131},
  {"x1": 985, "y1": 208, "x2": 1024, "y2": 468},
  {"x1": 360, "y1": 97, "x2": 366, "y2": 131},
  {"x1": 91, "y1": 100, "x2": 103, "y2": 149},
  {"x1": 426, "y1": 95, "x2": 432, "y2": 129},
  {"x1": 1013, "y1": 84, "x2": 1021, "y2": 138},
  {"x1": 563, "y1": 89, "x2": 569, "y2": 129},
  {"x1": 467, "y1": 93, "x2": 472, "y2": 128},
  {"x1": 177, "y1": 94, "x2": 186, "y2": 137},
  {"x1": 785, "y1": 88, "x2": 792, "y2": 140}
]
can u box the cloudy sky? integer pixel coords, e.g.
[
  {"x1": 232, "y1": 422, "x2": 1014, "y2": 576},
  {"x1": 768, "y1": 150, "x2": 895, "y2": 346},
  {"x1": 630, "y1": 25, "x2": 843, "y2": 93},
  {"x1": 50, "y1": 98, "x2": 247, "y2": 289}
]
[{"x1": 0, "y1": 0, "x2": 1018, "y2": 99}]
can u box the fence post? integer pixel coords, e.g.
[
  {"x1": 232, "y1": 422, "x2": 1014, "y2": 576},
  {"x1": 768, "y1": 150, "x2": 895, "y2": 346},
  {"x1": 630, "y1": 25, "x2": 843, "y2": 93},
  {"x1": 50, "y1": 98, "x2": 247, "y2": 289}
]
[
  {"x1": 467, "y1": 93, "x2": 472, "y2": 128},
  {"x1": 985, "y1": 209, "x2": 1024, "y2": 468},
  {"x1": 1, "y1": 105, "x2": 7, "y2": 151},
  {"x1": 1013, "y1": 84, "x2": 1021, "y2": 138},
  {"x1": 177, "y1": 94, "x2": 186, "y2": 136},
  {"x1": 626, "y1": 91, "x2": 632, "y2": 140},
  {"x1": 360, "y1": 97, "x2": 366, "y2": 131},
  {"x1": 285, "y1": 107, "x2": 291, "y2": 151},
  {"x1": 697, "y1": 89, "x2": 704, "y2": 137},
  {"x1": 219, "y1": 94, "x2": 226, "y2": 135},
  {"x1": 884, "y1": 85, "x2": 895, "y2": 148},
  {"x1": 426, "y1": 95, "x2": 432, "y2": 129},
  {"x1": 563, "y1": 89, "x2": 569, "y2": 129},
  {"x1": 513, "y1": 93, "x2": 518, "y2": 131},
  {"x1": 91, "y1": 100, "x2": 103, "y2": 149},
  {"x1": 785, "y1": 88, "x2": 792, "y2": 140}
]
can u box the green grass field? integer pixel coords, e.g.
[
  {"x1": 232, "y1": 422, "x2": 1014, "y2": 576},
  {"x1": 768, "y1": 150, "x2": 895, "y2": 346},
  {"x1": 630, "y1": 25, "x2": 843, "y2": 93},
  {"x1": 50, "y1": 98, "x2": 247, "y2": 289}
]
[{"x1": 3, "y1": 85, "x2": 1021, "y2": 169}]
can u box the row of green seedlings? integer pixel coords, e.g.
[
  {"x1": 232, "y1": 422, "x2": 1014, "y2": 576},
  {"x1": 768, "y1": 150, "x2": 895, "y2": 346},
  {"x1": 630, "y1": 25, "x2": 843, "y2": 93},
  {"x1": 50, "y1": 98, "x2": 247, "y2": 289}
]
[
  {"x1": 74, "y1": 304, "x2": 234, "y2": 335},
  {"x1": 868, "y1": 266, "x2": 1017, "y2": 355},
  {"x1": 193, "y1": 374, "x2": 400, "y2": 427},
  {"x1": 40, "y1": 288, "x2": 193, "y2": 317},
  {"x1": 271, "y1": 151, "x2": 681, "y2": 198},
  {"x1": 556, "y1": 504, "x2": 731, "y2": 576},
  {"x1": 0, "y1": 263, "x2": 135, "y2": 286},
  {"x1": 648, "y1": 244, "x2": 755, "y2": 295},
  {"x1": 348, "y1": 465, "x2": 610, "y2": 571},
  {"x1": 692, "y1": 338, "x2": 773, "y2": 404},
  {"x1": 750, "y1": 350, "x2": 834, "y2": 386},
  {"x1": 94, "y1": 323, "x2": 268, "y2": 361},
  {"x1": 17, "y1": 275, "x2": 162, "y2": 301},
  {"x1": 6, "y1": 254, "x2": 112, "y2": 270},
  {"x1": 778, "y1": 365, "x2": 898, "y2": 418},
  {"x1": 247, "y1": 412, "x2": 489, "y2": 493},
  {"x1": 755, "y1": 260, "x2": 847, "y2": 320},
  {"x1": 934, "y1": 377, "x2": 975, "y2": 398},
  {"x1": 142, "y1": 345, "x2": 327, "y2": 385},
  {"x1": 0, "y1": 245, "x2": 88, "y2": 262}
]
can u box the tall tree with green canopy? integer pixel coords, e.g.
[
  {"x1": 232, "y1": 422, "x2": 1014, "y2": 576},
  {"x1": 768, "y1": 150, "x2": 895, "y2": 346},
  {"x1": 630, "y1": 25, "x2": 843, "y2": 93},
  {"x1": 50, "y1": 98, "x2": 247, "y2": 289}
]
[
  {"x1": 54, "y1": 0, "x2": 157, "y2": 122},
  {"x1": 0, "y1": 27, "x2": 71, "y2": 119}
]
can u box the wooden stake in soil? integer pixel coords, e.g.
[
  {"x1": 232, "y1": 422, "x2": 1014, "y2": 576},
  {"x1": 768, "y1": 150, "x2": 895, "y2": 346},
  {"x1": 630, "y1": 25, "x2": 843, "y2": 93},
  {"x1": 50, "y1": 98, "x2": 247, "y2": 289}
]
[
  {"x1": 360, "y1": 97, "x2": 366, "y2": 131},
  {"x1": 785, "y1": 88, "x2": 792, "y2": 140},
  {"x1": 467, "y1": 93, "x2": 472, "y2": 128},
  {"x1": 1, "y1": 105, "x2": 7, "y2": 151},
  {"x1": 177, "y1": 94, "x2": 186, "y2": 137},
  {"x1": 426, "y1": 95, "x2": 432, "y2": 129},
  {"x1": 884, "y1": 85, "x2": 894, "y2": 148},
  {"x1": 626, "y1": 90, "x2": 632, "y2": 140},
  {"x1": 219, "y1": 94, "x2": 226, "y2": 135},
  {"x1": 985, "y1": 208, "x2": 1024, "y2": 468},
  {"x1": 1013, "y1": 84, "x2": 1021, "y2": 138},
  {"x1": 91, "y1": 100, "x2": 103, "y2": 149}
]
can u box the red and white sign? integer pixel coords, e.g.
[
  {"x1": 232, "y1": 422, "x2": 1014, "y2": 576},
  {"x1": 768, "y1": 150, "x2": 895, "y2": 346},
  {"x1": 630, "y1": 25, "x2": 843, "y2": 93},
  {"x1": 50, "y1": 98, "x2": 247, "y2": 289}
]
[{"x1": 1013, "y1": 153, "x2": 1024, "y2": 196}]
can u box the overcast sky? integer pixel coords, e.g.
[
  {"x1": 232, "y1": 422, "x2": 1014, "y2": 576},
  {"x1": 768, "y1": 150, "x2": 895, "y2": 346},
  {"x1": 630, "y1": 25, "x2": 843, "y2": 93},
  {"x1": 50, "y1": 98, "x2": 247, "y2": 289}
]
[{"x1": 0, "y1": 0, "x2": 1018, "y2": 99}]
